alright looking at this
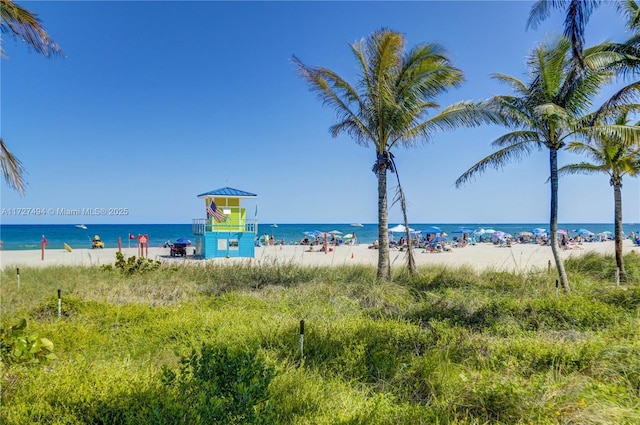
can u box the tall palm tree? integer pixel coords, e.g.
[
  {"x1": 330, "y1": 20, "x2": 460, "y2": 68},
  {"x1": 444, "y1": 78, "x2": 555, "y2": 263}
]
[
  {"x1": 455, "y1": 37, "x2": 615, "y2": 293},
  {"x1": 1, "y1": 0, "x2": 62, "y2": 194},
  {"x1": 294, "y1": 28, "x2": 492, "y2": 280},
  {"x1": 559, "y1": 111, "x2": 640, "y2": 282}
]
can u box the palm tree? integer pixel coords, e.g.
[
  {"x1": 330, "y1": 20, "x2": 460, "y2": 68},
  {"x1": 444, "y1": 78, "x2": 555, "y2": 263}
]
[
  {"x1": 559, "y1": 111, "x2": 640, "y2": 282},
  {"x1": 293, "y1": 28, "x2": 492, "y2": 280},
  {"x1": 455, "y1": 37, "x2": 615, "y2": 293},
  {"x1": 1, "y1": 0, "x2": 62, "y2": 194}
]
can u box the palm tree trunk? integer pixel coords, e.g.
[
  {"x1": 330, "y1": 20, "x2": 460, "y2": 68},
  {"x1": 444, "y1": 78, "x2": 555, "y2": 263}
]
[
  {"x1": 377, "y1": 166, "x2": 391, "y2": 281},
  {"x1": 549, "y1": 149, "x2": 570, "y2": 292},
  {"x1": 613, "y1": 182, "x2": 627, "y2": 282}
]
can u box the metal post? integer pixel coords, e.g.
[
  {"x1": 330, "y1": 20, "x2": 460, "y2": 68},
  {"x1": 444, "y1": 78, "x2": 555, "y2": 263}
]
[
  {"x1": 16, "y1": 268, "x2": 20, "y2": 289},
  {"x1": 548, "y1": 260, "x2": 551, "y2": 273},
  {"x1": 57, "y1": 289, "x2": 62, "y2": 319},
  {"x1": 299, "y1": 320, "x2": 305, "y2": 360}
]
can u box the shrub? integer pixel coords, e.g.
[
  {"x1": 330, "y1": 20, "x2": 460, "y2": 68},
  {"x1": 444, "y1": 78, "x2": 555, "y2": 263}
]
[
  {"x1": 101, "y1": 252, "x2": 161, "y2": 274},
  {"x1": 162, "y1": 344, "x2": 276, "y2": 424},
  {"x1": 0, "y1": 319, "x2": 56, "y2": 366}
]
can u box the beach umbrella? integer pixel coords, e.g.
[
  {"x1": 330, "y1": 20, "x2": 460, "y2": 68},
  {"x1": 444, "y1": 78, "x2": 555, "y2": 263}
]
[
  {"x1": 176, "y1": 237, "x2": 191, "y2": 245},
  {"x1": 430, "y1": 236, "x2": 447, "y2": 243},
  {"x1": 574, "y1": 228, "x2": 594, "y2": 236},
  {"x1": 556, "y1": 229, "x2": 568, "y2": 235},
  {"x1": 343, "y1": 233, "x2": 354, "y2": 239},
  {"x1": 518, "y1": 231, "x2": 533, "y2": 237},
  {"x1": 388, "y1": 224, "x2": 414, "y2": 233},
  {"x1": 422, "y1": 226, "x2": 443, "y2": 234},
  {"x1": 452, "y1": 227, "x2": 474, "y2": 234},
  {"x1": 482, "y1": 228, "x2": 497, "y2": 234},
  {"x1": 328, "y1": 230, "x2": 343, "y2": 235},
  {"x1": 532, "y1": 228, "x2": 547, "y2": 234},
  {"x1": 492, "y1": 231, "x2": 505, "y2": 243}
]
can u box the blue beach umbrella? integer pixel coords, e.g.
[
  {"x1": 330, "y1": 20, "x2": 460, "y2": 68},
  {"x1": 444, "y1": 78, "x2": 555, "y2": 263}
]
[
  {"x1": 573, "y1": 228, "x2": 594, "y2": 236},
  {"x1": 176, "y1": 237, "x2": 191, "y2": 245},
  {"x1": 422, "y1": 226, "x2": 443, "y2": 234},
  {"x1": 430, "y1": 236, "x2": 447, "y2": 243},
  {"x1": 452, "y1": 227, "x2": 474, "y2": 234}
]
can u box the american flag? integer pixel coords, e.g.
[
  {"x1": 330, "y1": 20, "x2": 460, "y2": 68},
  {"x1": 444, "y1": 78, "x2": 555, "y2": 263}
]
[{"x1": 207, "y1": 201, "x2": 227, "y2": 223}]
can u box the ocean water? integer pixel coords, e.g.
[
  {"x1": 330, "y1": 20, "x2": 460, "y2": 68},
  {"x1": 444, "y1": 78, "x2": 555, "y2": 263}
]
[{"x1": 1, "y1": 223, "x2": 638, "y2": 251}]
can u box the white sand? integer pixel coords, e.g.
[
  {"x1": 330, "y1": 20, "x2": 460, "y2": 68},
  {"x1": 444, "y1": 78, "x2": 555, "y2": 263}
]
[{"x1": 1, "y1": 240, "x2": 637, "y2": 273}]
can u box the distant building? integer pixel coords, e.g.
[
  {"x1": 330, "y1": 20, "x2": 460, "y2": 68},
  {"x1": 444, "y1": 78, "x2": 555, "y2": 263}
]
[{"x1": 192, "y1": 187, "x2": 257, "y2": 258}]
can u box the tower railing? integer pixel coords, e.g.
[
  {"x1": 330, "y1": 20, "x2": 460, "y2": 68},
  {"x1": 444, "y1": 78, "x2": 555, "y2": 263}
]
[{"x1": 192, "y1": 218, "x2": 257, "y2": 235}]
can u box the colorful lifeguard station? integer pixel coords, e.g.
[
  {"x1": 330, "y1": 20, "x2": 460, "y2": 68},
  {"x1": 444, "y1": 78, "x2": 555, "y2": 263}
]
[{"x1": 192, "y1": 187, "x2": 258, "y2": 258}]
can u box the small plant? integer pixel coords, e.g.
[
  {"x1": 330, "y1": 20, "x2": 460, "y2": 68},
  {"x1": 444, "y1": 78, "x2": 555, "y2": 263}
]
[
  {"x1": 0, "y1": 319, "x2": 56, "y2": 366},
  {"x1": 162, "y1": 344, "x2": 276, "y2": 424},
  {"x1": 102, "y1": 252, "x2": 161, "y2": 275}
]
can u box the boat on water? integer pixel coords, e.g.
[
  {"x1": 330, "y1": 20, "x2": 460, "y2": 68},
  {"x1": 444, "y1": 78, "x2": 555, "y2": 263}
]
[
  {"x1": 270, "y1": 224, "x2": 278, "y2": 228},
  {"x1": 350, "y1": 223, "x2": 364, "y2": 227},
  {"x1": 75, "y1": 224, "x2": 87, "y2": 230}
]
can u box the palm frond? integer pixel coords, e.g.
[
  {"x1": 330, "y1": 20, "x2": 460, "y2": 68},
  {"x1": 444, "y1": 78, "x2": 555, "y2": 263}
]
[
  {"x1": 0, "y1": 137, "x2": 26, "y2": 194},
  {"x1": 491, "y1": 130, "x2": 543, "y2": 148},
  {"x1": 526, "y1": 0, "x2": 563, "y2": 30},
  {"x1": 617, "y1": 0, "x2": 640, "y2": 31},
  {"x1": 595, "y1": 81, "x2": 640, "y2": 118},
  {"x1": 491, "y1": 73, "x2": 530, "y2": 97},
  {"x1": 587, "y1": 123, "x2": 640, "y2": 145},
  {"x1": 557, "y1": 162, "x2": 607, "y2": 177},
  {"x1": 0, "y1": 0, "x2": 63, "y2": 58},
  {"x1": 454, "y1": 141, "x2": 534, "y2": 188},
  {"x1": 564, "y1": 140, "x2": 605, "y2": 159},
  {"x1": 292, "y1": 56, "x2": 373, "y2": 143}
]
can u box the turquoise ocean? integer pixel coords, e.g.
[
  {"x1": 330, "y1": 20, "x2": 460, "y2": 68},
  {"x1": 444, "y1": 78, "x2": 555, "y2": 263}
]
[{"x1": 1, "y1": 223, "x2": 638, "y2": 251}]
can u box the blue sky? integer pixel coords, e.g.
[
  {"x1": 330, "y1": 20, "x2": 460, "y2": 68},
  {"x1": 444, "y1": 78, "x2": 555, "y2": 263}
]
[{"x1": 1, "y1": 1, "x2": 637, "y2": 225}]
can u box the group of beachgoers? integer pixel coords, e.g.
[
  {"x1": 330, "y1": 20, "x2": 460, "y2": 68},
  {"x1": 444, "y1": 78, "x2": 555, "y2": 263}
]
[
  {"x1": 255, "y1": 228, "x2": 639, "y2": 252},
  {"x1": 363, "y1": 229, "x2": 640, "y2": 253}
]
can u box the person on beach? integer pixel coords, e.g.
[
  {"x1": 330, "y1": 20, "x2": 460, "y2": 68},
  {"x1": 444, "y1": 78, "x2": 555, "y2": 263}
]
[{"x1": 560, "y1": 234, "x2": 568, "y2": 250}]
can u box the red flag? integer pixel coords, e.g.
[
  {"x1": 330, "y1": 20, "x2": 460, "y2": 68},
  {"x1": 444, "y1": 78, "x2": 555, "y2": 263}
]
[
  {"x1": 42, "y1": 235, "x2": 48, "y2": 246},
  {"x1": 129, "y1": 233, "x2": 136, "y2": 240}
]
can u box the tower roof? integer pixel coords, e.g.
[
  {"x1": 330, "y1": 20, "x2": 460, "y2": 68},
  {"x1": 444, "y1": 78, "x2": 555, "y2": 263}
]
[{"x1": 197, "y1": 187, "x2": 257, "y2": 198}]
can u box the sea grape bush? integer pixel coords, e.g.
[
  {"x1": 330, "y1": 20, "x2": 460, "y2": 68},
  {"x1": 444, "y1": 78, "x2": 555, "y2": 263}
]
[
  {"x1": 101, "y1": 252, "x2": 161, "y2": 275},
  {"x1": 0, "y1": 319, "x2": 56, "y2": 366}
]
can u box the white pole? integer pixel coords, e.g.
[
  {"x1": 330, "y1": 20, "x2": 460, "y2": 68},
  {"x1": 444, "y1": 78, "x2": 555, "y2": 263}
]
[
  {"x1": 299, "y1": 320, "x2": 305, "y2": 360},
  {"x1": 16, "y1": 268, "x2": 20, "y2": 289},
  {"x1": 615, "y1": 268, "x2": 620, "y2": 286},
  {"x1": 57, "y1": 289, "x2": 62, "y2": 319}
]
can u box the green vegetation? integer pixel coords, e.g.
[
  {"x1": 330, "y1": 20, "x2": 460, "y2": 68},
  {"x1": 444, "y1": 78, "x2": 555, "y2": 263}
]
[{"x1": 1, "y1": 253, "x2": 639, "y2": 424}]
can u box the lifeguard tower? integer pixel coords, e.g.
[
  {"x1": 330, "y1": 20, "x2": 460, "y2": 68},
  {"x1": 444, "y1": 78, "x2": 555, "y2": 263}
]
[{"x1": 192, "y1": 187, "x2": 258, "y2": 258}]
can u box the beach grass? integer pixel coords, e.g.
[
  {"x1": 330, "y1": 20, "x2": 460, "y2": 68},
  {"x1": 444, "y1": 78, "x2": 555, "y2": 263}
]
[{"x1": 1, "y1": 253, "x2": 639, "y2": 424}]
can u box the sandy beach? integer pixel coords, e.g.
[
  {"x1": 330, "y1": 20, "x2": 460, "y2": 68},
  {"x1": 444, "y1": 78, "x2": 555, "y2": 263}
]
[{"x1": 1, "y1": 240, "x2": 637, "y2": 272}]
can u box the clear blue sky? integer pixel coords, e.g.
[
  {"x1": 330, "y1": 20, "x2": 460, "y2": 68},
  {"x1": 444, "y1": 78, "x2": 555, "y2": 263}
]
[{"x1": 1, "y1": 1, "x2": 637, "y2": 225}]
